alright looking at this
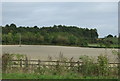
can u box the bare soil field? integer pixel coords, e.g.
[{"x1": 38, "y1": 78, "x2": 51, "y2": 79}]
[{"x1": 2, "y1": 45, "x2": 119, "y2": 62}]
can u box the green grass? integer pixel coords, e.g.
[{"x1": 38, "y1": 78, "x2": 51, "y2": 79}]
[
  {"x1": 88, "y1": 44, "x2": 99, "y2": 47},
  {"x1": 2, "y1": 73, "x2": 118, "y2": 79},
  {"x1": 88, "y1": 44, "x2": 119, "y2": 48},
  {"x1": 2, "y1": 73, "x2": 80, "y2": 79},
  {"x1": 0, "y1": 73, "x2": 2, "y2": 79}
]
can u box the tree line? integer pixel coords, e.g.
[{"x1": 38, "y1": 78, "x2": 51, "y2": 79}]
[{"x1": 2, "y1": 23, "x2": 99, "y2": 46}]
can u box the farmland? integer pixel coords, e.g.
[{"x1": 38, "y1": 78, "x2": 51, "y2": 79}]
[{"x1": 2, "y1": 45, "x2": 119, "y2": 62}]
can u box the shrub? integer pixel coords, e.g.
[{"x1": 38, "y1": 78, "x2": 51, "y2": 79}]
[
  {"x1": 2, "y1": 53, "x2": 26, "y2": 73},
  {"x1": 2, "y1": 53, "x2": 14, "y2": 73},
  {"x1": 97, "y1": 54, "x2": 109, "y2": 76},
  {"x1": 79, "y1": 55, "x2": 97, "y2": 76}
]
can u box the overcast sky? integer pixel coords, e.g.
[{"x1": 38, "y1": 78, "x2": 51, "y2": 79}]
[{"x1": 2, "y1": 2, "x2": 118, "y2": 38}]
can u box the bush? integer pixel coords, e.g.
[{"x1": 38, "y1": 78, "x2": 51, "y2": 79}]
[
  {"x1": 2, "y1": 53, "x2": 26, "y2": 73},
  {"x1": 79, "y1": 55, "x2": 97, "y2": 76},
  {"x1": 2, "y1": 54, "x2": 14, "y2": 73},
  {"x1": 97, "y1": 54, "x2": 110, "y2": 76}
]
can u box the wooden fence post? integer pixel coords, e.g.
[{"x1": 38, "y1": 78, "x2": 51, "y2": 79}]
[
  {"x1": 24, "y1": 57, "x2": 29, "y2": 73},
  {"x1": 25, "y1": 57, "x2": 28, "y2": 68},
  {"x1": 20, "y1": 59, "x2": 22, "y2": 68},
  {"x1": 77, "y1": 61, "x2": 80, "y2": 72},
  {"x1": 70, "y1": 62, "x2": 73, "y2": 70},
  {"x1": 56, "y1": 60, "x2": 59, "y2": 69},
  {"x1": 38, "y1": 59, "x2": 41, "y2": 67}
]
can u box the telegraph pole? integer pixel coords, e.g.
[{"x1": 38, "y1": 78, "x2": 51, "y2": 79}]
[{"x1": 19, "y1": 33, "x2": 21, "y2": 47}]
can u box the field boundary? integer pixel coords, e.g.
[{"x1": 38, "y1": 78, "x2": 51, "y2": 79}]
[{"x1": 9, "y1": 59, "x2": 120, "y2": 69}]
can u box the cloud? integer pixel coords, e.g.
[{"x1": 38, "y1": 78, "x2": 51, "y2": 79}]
[
  {"x1": 1, "y1": 0, "x2": 119, "y2": 2},
  {"x1": 2, "y1": 2, "x2": 118, "y2": 37}
]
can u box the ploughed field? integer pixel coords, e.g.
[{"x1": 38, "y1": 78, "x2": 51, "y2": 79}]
[{"x1": 2, "y1": 45, "x2": 119, "y2": 62}]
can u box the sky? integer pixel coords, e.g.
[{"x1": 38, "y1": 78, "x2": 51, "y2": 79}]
[
  {"x1": 1, "y1": 0, "x2": 119, "y2": 2},
  {"x1": 2, "y1": 2, "x2": 118, "y2": 38}
]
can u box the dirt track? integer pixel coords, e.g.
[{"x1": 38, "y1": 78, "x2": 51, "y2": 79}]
[{"x1": 2, "y1": 45, "x2": 119, "y2": 62}]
